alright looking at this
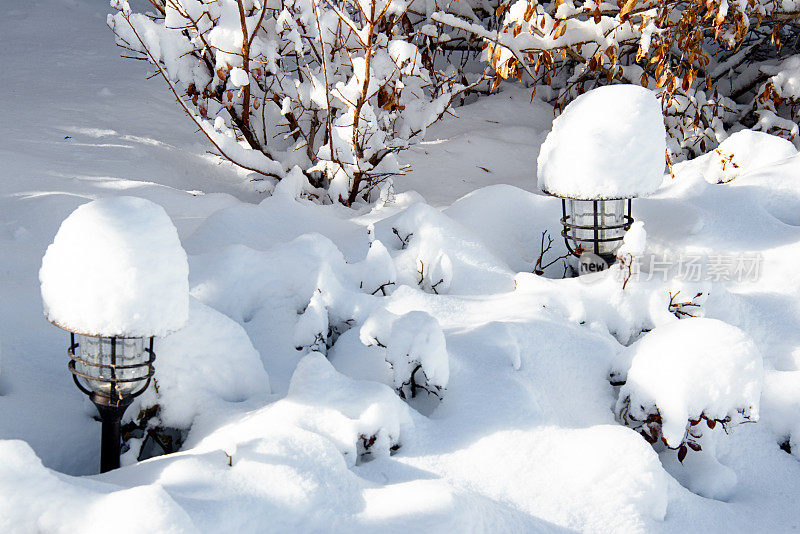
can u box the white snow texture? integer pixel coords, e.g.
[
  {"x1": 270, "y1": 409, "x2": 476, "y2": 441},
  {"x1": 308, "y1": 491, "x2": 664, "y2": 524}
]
[
  {"x1": 619, "y1": 318, "x2": 763, "y2": 447},
  {"x1": 40, "y1": 196, "x2": 189, "y2": 337},
  {"x1": 2, "y1": 3, "x2": 800, "y2": 532},
  {"x1": 538, "y1": 85, "x2": 667, "y2": 199}
]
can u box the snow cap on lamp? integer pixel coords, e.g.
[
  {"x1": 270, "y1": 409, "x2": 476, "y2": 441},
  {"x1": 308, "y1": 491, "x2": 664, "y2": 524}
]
[
  {"x1": 537, "y1": 84, "x2": 667, "y2": 200},
  {"x1": 40, "y1": 196, "x2": 189, "y2": 338}
]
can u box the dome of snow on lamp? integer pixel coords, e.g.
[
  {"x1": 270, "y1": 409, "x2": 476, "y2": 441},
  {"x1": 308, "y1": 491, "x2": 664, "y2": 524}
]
[
  {"x1": 39, "y1": 196, "x2": 189, "y2": 473},
  {"x1": 537, "y1": 84, "x2": 666, "y2": 267}
]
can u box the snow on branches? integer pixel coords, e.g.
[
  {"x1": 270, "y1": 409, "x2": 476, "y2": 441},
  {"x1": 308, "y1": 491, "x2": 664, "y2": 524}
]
[
  {"x1": 435, "y1": 0, "x2": 800, "y2": 159},
  {"x1": 360, "y1": 308, "x2": 449, "y2": 402},
  {"x1": 108, "y1": 0, "x2": 486, "y2": 205}
]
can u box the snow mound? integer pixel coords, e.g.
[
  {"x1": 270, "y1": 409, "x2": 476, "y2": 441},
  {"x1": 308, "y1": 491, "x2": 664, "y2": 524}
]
[
  {"x1": 703, "y1": 129, "x2": 798, "y2": 184},
  {"x1": 374, "y1": 202, "x2": 515, "y2": 295},
  {"x1": 360, "y1": 307, "x2": 449, "y2": 398},
  {"x1": 283, "y1": 353, "x2": 413, "y2": 465},
  {"x1": 40, "y1": 197, "x2": 189, "y2": 337},
  {"x1": 537, "y1": 85, "x2": 666, "y2": 199},
  {"x1": 0, "y1": 440, "x2": 196, "y2": 533},
  {"x1": 658, "y1": 433, "x2": 738, "y2": 501},
  {"x1": 444, "y1": 184, "x2": 565, "y2": 275},
  {"x1": 131, "y1": 298, "x2": 270, "y2": 429},
  {"x1": 760, "y1": 370, "x2": 800, "y2": 458},
  {"x1": 349, "y1": 237, "x2": 397, "y2": 296},
  {"x1": 618, "y1": 318, "x2": 763, "y2": 447},
  {"x1": 617, "y1": 221, "x2": 647, "y2": 257}
]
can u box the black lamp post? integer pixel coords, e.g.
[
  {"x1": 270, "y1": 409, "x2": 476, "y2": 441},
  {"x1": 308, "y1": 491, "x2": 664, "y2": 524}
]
[
  {"x1": 40, "y1": 196, "x2": 189, "y2": 474},
  {"x1": 535, "y1": 86, "x2": 667, "y2": 272},
  {"x1": 64, "y1": 330, "x2": 156, "y2": 472},
  {"x1": 556, "y1": 196, "x2": 635, "y2": 267}
]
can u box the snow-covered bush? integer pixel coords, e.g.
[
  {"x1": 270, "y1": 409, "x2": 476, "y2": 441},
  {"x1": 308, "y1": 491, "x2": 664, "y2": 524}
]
[
  {"x1": 281, "y1": 352, "x2": 413, "y2": 463},
  {"x1": 122, "y1": 298, "x2": 270, "y2": 463},
  {"x1": 133, "y1": 299, "x2": 270, "y2": 427},
  {"x1": 108, "y1": 0, "x2": 485, "y2": 205},
  {"x1": 378, "y1": 202, "x2": 515, "y2": 294},
  {"x1": 290, "y1": 243, "x2": 391, "y2": 355},
  {"x1": 435, "y1": 0, "x2": 800, "y2": 159},
  {"x1": 702, "y1": 129, "x2": 798, "y2": 184},
  {"x1": 350, "y1": 228, "x2": 397, "y2": 296},
  {"x1": 360, "y1": 307, "x2": 449, "y2": 402},
  {"x1": 615, "y1": 318, "x2": 763, "y2": 465},
  {"x1": 186, "y1": 201, "x2": 451, "y2": 407}
]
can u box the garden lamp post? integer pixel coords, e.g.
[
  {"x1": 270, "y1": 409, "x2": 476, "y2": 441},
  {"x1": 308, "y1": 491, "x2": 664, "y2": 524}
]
[
  {"x1": 64, "y1": 331, "x2": 155, "y2": 472},
  {"x1": 552, "y1": 195, "x2": 634, "y2": 267},
  {"x1": 40, "y1": 196, "x2": 189, "y2": 473},
  {"x1": 536, "y1": 84, "x2": 667, "y2": 273}
]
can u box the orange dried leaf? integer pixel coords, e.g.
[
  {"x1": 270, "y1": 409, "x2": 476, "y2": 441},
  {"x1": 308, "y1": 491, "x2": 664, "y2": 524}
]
[
  {"x1": 620, "y1": 0, "x2": 636, "y2": 21},
  {"x1": 524, "y1": 2, "x2": 535, "y2": 21}
]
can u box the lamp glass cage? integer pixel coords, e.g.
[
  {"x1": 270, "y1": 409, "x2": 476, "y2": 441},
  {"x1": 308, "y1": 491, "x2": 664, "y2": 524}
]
[
  {"x1": 560, "y1": 198, "x2": 633, "y2": 261},
  {"x1": 68, "y1": 334, "x2": 155, "y2": 404}
]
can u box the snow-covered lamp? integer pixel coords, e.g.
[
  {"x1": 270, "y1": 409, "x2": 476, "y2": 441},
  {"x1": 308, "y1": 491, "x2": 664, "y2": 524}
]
[
  {"x1": 40, "y1": 197, "x2": 189, "y2": 473},
  {"x1": 537, "y1": 85, "x2": 666, "y2": 267}
]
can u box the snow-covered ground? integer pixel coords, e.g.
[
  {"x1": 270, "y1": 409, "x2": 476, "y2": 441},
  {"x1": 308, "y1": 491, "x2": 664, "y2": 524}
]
[{"x1": 2, "y1": 1, "x2": 800, "y2": 532}]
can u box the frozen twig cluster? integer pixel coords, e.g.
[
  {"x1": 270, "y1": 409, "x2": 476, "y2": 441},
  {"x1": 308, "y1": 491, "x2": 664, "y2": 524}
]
[
  {"x1": 668, "y1": 291, "x2": 703, "y2": 318},
  {"x1": 617, "y1": 394, "x2": 752, "y2": 462},
  {"x1": 533, "y1": 229, "x2": 570, "y2": 275}
]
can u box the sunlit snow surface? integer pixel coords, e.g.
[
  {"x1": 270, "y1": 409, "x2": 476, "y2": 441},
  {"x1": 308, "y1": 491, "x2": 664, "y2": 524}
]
[
  {"x1": 1, "y1": 1, "x2": 800, "y2": 533},
  {"x1": 537, "y1": 85, "x2": 666, "y2": 200},
  {"x1": 40, "y1": 196, "x2": 189, "y2": 337}
]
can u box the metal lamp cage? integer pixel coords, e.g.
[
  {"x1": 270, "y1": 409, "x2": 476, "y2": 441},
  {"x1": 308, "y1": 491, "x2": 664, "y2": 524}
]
[
  {"x1": 68, "y1": 333, "x2": 156, "y2": 407},
  {"x1": 560, "y1": 198, "x2": 634, "y2": 264}
]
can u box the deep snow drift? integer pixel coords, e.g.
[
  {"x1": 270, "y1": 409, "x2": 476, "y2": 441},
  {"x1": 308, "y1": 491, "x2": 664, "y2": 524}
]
[{"x1": 1, "y1": 1, "x2": 800, "y2": 533}]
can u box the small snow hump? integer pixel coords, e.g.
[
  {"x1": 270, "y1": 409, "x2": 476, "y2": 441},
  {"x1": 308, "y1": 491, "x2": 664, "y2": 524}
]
[
  {"x1": 618, "y1": 317, "x2": 763, "y2": 449},
  {"x1": 537, "y1": 84, "x2": 667, "y2": 200}
]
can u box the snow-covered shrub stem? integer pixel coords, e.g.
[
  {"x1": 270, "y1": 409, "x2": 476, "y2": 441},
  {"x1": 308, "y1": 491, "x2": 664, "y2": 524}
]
[
  {"x1": 108, "y1": 0, "x2": 488, "y2": 205},
  {"x1": 360, "y1": 308, "x2": 449, "y2": 403},
  {"x1": 435, "y1": 0, "x2": 800, "y2": 159},
  {"x1": 616, "y1": 394, "x2": 753, "y2": 462}
]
